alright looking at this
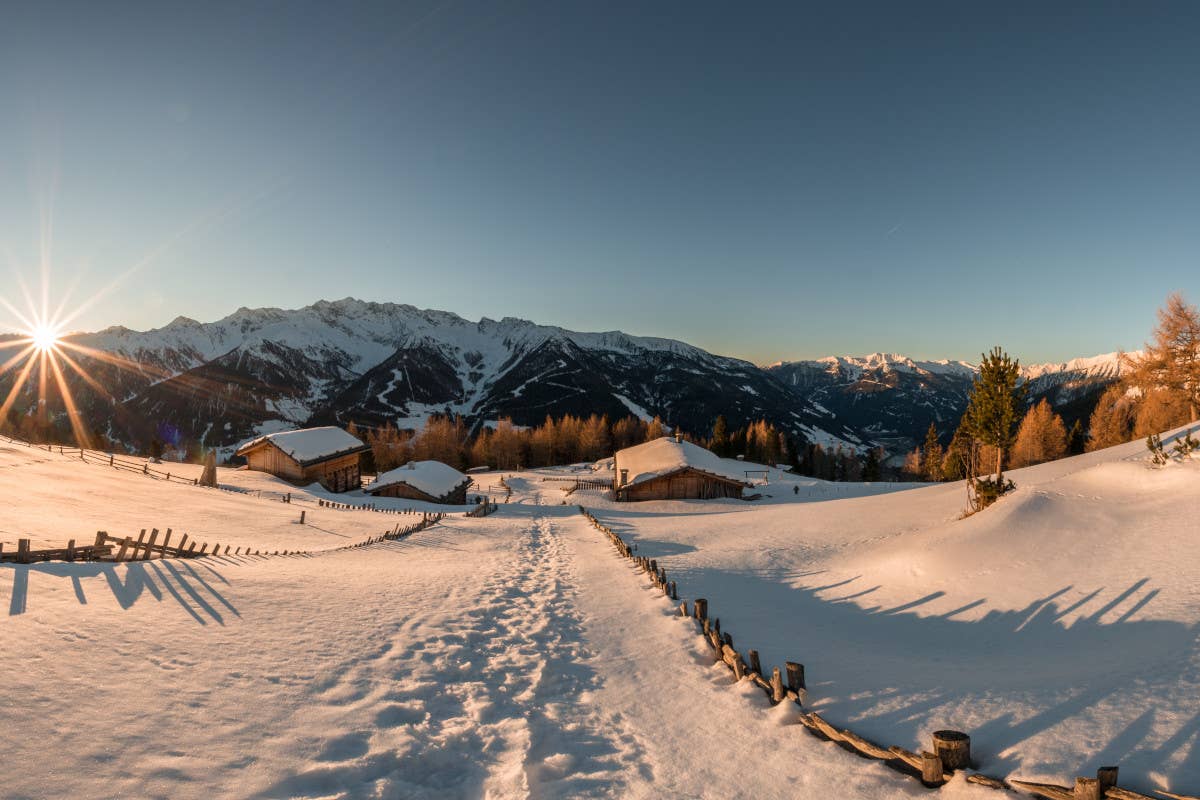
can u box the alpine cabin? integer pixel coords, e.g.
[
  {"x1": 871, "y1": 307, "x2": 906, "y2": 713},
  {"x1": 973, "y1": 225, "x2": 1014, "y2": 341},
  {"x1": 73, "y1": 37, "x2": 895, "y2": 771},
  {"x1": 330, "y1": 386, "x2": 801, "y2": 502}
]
[
  {"x1": 235, "y1": 427, "x2": 368, "y2": 492},
  {"x1": 364, "y1": 461, "x2": 472, "y2": 504},
  {"x1": 613, "y1": 435, "x2": 750, "y2": 501}
]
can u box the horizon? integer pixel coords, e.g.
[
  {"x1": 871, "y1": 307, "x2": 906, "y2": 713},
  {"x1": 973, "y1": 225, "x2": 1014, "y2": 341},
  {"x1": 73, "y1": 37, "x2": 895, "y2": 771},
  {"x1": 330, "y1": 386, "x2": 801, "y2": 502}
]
[
  {"x1": 3, "y1": 2, "x2": 1199, "y2": 363},
  {"x1": 0, "y1": 293, "x2": 1135, "y2": 368}
]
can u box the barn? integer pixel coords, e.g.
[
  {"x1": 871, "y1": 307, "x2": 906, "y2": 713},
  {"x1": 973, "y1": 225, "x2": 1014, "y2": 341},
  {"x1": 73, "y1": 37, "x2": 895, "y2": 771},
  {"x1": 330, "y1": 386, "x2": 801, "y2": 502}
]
[
  {"x1": 364, "y1": 461, "x2": 472, "y2": 504},
  {"x1": 235, "y1": 427, "x2": 368, "y2": 493},
  {"x1": 613, "y1": 435, "x2": 751, "y2": 501}
]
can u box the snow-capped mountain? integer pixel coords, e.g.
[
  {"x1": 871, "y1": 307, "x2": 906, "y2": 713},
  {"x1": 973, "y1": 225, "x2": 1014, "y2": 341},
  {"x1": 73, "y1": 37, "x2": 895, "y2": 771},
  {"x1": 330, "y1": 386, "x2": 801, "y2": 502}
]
[
  {"x1": 26, "y1": 299, "x2": 862, "y2": 452},
  {"x1": 767, "y1": 351, "x2": 1127, "y2": 453},
  {"x1": 3, "y1": 297, "x2": 1126, "y2": 457}
]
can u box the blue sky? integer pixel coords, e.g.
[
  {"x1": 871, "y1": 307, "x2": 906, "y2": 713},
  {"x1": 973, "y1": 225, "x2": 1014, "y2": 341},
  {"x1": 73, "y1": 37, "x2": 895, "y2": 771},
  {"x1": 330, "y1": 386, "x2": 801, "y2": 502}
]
[{"x1": 1, "y1": 1, "x2": 1198, "y2": 365}]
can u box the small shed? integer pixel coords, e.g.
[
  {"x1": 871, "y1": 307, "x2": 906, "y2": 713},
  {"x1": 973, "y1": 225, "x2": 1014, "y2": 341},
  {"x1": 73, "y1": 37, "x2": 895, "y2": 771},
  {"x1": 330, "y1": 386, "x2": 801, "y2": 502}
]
[
  {"x1": 364, "y1": 461, "x2": 471, "y2": 504},
  {"x1": 235, "y1": 427, "x2": 368, "y2": 492},
  {"x1": 613, "y1": 435, "x2": 750, "y2": 501}
]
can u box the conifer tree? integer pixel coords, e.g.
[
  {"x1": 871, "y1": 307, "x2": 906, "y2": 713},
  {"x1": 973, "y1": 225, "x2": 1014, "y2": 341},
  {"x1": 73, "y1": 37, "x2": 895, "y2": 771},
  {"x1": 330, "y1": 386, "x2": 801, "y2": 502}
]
[
  {"x1": 711, "y1": 415, "x2": 729, "y2": 457},
  {"x1": 964, "y1": 346, "x2": 1026, "y2": 488},
  {"x1": 862, "y1": 447, "x2": 881, "y2": 482},
  {"x1": 921, "y1": 423, "x2": 943, "y2": 481},
  {"x1": 1126, "y1": 292, "x2": 1200, "y2": 422},
  {"x1": 1087, "y1": 384, "x2": 1135, "y2": 451},
  {"x1": 1010, "y1": 399, "x2": 1068, "y2": 468}
]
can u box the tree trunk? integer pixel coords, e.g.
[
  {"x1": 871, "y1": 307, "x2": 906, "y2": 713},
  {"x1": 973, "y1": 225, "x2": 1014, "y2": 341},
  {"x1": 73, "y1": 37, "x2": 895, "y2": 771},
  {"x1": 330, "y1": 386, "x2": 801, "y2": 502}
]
[{"x1": 995, "y1": 448, "x2": 1004, "y2": 487}]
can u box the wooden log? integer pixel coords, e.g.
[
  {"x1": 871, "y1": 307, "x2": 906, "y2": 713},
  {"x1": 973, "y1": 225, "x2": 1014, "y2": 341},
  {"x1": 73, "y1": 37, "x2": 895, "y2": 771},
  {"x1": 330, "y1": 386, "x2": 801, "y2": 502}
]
[
  {"x1": 1152, "y1": 790, "x2": 1200, "y2": 800},
  {"x1": 838, "y1": 727, "x2": 894, "y2": 761},
  {"x1": 1010, "y1": 779, "x2": 1075, "y2": 800},
  {"x1": 964, "y1": 773, "x2": 1008, "y2": 790},
  {"x1": 94, "y1": 531, "x2": 106, "y2": 547},
  {"x1": 723, "y1": 631, "x2": 733, "y2": 649},
  {"x1": 771, "y1": 668, "x2": 785, "y2": 703},
  {"x1": 786, "y1": 661, "x2": 806, "y2": 693},
  {"x1": 921, "y1": 751, "x2": 944, "y2": 787},
  {"x1": 694, "y1": 598, "x2": 708, "y2": 621},
  {"x1": 1074, "y1": 777, "x2": 1101, "y2": 800},
  {"x1": 932, "y1": 729, "x2": 971, "y2": 770},
  {"x1": 887, "y1": 746, "x2": 923, "y2": 772},
  {"x1": 748, "y1": 649, "x2": 762, "y2": 676}
]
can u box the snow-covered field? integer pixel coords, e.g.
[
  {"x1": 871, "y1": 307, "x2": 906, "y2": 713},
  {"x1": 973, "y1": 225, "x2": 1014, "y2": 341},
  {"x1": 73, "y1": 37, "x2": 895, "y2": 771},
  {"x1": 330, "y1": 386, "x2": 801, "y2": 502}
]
[{"x1": 1, "y1": 431, "x2": 1197, "y2": 798}]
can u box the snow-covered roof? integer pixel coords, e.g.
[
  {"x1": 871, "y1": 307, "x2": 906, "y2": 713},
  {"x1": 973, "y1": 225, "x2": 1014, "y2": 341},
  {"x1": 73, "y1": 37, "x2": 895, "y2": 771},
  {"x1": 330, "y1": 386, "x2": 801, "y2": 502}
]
[
  {"x1": 235, "y1": 426, "x2": 367, "y2": 465},
  {"x1": 366, "y1": 460, "x2": 470, "y2": 499},
  {"x1": 614, "y1": 437, "x2": 751, "y2": 489}
]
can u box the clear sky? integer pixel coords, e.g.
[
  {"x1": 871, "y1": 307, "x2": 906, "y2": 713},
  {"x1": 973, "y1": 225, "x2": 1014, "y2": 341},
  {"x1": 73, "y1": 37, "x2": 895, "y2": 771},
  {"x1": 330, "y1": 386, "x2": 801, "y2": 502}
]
[{"x1": 1, "y1": 1, "x2": 1198, "y2": 365}]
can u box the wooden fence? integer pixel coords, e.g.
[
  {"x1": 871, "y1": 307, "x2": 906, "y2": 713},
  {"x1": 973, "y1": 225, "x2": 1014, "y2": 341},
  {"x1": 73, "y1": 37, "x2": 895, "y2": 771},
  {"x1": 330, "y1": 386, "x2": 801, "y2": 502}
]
[
  {"x1": 465, "y1": 499, "x2": 498, "y2": 518},
  {"x1": 577, "y1": 506, "x2": 1195, "y2": 800},
  {"x1": 1, "y1": 512, "x2": 449, "y2": 565}
]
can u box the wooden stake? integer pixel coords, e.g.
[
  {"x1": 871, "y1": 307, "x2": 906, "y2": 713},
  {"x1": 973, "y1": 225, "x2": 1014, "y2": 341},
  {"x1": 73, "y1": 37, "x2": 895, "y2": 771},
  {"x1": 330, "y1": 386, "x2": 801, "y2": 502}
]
[
  {"x1": 143, "y1": 529, "x2": 159, "y2": 560},
  {"x1": 921, "y1": 752, "x2": 945, "y2": 787},
  {"x1": 786, "y1": 662, "x2": 806, "y2": 693},
  {"x1": 932, "y1": 730, "x2": 971, "y2": 770},
  {"x1": 748, "y1": 649, "x2": 762, "y2": 676},
  {"x1": 770, "y1": 668, "x2": 785, "y2": 703},
  {"x1": 694, "y1": 598, "x2": 708, "y2": 621},
  {"x1": 66, "y1": 539, "x2": 76, "y2": 562},
  {"x1": 1095, "y1": 767, "x2": 1118, "y2": 795},
  {"x1": 16, "y1": 538, "x2": 30, "y2": 564},
  {"x1": 115, "y1": 537, "x2": 132, "y2": 562},
  {"x1": 1074, "y1": 777, "x2": 1101, "y2": 800}
]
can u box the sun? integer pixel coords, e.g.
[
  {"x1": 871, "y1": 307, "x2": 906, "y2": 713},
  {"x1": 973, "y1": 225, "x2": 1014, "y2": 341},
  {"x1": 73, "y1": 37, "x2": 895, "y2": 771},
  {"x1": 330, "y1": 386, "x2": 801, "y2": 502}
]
[{"x1": 30, "y1": 324, "x2": 61, "y2": 352}]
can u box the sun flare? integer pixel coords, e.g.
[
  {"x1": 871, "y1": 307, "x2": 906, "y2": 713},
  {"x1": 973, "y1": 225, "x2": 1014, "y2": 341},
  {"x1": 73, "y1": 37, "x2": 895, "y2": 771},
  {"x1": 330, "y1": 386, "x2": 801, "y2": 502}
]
[{"x1": 30, "y1": 324, "x2": 61, "y2": 352}]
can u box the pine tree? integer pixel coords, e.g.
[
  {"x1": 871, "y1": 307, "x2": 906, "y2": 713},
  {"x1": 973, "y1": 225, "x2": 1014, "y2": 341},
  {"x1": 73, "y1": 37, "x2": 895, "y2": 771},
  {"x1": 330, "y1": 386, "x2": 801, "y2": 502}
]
[
  {"x1": 964, "y1": 346, "x2": 1026, "y2": 488},
  {"x1": 711, "y1": 416, "x2": 729, "y2": 457},
  {"x1": 921, "y1": 423, "x2": 943, "y2": 481},
  {"x1": 1067, "y1": 419, "x2": 1086, "y2": 454},
  {"x1": 862, "y1": 447, "x2": 881, "y2": 482}
]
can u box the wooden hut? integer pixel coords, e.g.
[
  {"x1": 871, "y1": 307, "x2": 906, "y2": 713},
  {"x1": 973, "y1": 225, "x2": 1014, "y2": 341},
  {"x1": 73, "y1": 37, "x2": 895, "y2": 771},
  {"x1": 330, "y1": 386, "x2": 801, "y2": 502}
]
[
  {"x1": 235, "y1": 427, "x2": 368, "y2": 492},
  {"x1": 613, "y1": 435, "x2": 750, "y2": 501},
  {"x1": 364, "y1": 461, "x2": 471, "y2": 504}
]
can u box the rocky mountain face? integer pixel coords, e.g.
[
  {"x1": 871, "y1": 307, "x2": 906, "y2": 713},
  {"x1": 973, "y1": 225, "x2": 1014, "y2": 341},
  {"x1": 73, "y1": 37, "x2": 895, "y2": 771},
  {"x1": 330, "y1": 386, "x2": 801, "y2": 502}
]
[
  {"x1": 766, "y1": 352, "x2": 1126, "y2": 454},
  {"x1": 3, "y1": 299, "x2": 1124, "y2": 457},
  {"x1": 12, "y1": 299, "x2": 859, "y2": 454}
]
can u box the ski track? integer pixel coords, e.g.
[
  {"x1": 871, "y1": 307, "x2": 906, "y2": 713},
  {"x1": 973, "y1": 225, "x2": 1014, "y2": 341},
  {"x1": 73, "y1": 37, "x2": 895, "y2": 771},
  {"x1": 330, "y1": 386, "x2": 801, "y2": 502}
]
[{"x1": 256, "y1": 508, "x2": 647, "y2": 799}]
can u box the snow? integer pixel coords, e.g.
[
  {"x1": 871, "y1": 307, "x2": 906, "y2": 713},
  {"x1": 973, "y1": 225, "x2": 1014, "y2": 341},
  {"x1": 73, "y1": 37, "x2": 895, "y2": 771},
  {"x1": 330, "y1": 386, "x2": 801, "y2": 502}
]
[
  {"x1": 367, "y1": 461, "x2": 469, "y2": 499},
  {"x1": 614, "y1": 436, "x2": 750, "y2": 489},
  {"x1": 612, "y1": 393, "x2": 654, "y2": 422},
  {"x1": 579, "y1": 424, "x2": 1200, "y2": 797},
  {"x1": 235, "y1": 426, "x2": 366, "y2": 464},
  {"x1": 4, "y1": 427, "x2": 1200, "y2": 797},
  {"x1": 0, "y1": 438, "x2": 979, "y2": 799}
]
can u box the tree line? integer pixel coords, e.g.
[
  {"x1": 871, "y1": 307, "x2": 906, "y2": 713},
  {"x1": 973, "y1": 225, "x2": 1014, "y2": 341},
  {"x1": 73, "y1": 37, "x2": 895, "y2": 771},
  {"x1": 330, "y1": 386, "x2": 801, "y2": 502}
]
[{"x1": 900, "y1": 292, "x2": 1200, "y2": 508}]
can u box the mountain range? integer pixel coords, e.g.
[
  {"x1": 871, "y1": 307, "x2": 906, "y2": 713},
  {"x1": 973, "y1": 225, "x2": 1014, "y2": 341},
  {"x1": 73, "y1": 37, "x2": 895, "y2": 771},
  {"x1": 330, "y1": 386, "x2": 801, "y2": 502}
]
[{"x1": 1, "y1": 298, "x2": 1126, "y2": 457}]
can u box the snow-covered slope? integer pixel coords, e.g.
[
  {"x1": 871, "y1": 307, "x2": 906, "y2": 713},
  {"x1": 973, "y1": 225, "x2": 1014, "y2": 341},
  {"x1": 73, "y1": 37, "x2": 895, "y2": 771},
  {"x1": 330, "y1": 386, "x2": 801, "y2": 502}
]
[{"x1": 582, "y1": 424, "x2": 1200, "y2": 797}]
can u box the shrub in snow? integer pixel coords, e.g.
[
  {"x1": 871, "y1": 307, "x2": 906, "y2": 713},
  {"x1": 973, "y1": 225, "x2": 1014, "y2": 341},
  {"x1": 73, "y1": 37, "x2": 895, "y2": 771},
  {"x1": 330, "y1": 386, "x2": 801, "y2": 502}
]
[
  {"x1": 1147, "y1": 434, "x2": 1169, "y2": 466},
  {"x1": 1173, "y1": 430, "x2": 1198, "y2": 460}
]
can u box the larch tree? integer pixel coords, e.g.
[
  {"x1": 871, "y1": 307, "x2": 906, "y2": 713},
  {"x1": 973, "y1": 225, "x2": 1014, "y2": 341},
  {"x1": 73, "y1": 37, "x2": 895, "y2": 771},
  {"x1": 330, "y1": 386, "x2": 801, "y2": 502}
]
[
  {"x1": 1126, "y1": 292, "x2": 1200, "y2": 422},
  {"x1": 1087, "y1": 384, "x2": 1136, "y2": 451},
  {"x1": 1010, "y1": 399, "x2": 1068, "y2": 468},
  {"x1": 964, "y1": 346, "x2": 1027, "y2": 490}
]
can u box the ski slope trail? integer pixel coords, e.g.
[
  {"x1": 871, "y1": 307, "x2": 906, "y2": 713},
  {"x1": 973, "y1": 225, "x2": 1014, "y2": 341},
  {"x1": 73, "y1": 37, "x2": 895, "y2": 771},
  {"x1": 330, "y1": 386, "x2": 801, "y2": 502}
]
[{"x1": 253, "y1": 509, "x2": 648, "y2": 799}]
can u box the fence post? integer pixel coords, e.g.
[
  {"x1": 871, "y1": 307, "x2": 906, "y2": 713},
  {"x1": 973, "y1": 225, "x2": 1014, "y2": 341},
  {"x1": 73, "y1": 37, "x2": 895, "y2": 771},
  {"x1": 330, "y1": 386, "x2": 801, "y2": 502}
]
[
  {"x1": 300, "y1": 510, "x2": 306, "y2": 524},
  {"x1": 770, "y1": 668, "x2": 785, "y2": 703},
  {"x1": 694, "y1": 598, "x2": 708, "y2": 621},
  {"x1": 66, "y1": 539, "x2": 76, "y2": 562},
  {"x1": 921, "y1": 752, "x2": 944, "y2": 787},
  {"x1": 143, "y1": 529, "x2": 159, "y2": 560},
  {"x1": 17, "y1": 538, "x2": 31, "y2": 564},
  {"x1": 748, "y1": 649, "x2": 762, "y2": 676},
  {"x1": 786, "y1": 662, "x2": 806, "y2": 694},
  {"x1": 932, "y1": 730, "x2": 970, "y2": 770},
  {"x1": 1073, "y1": 777, "x2": 1100, "y2": 800},
  {"x1": 1096, "y1": 767, "x2": 1119, "y2": 796}
]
